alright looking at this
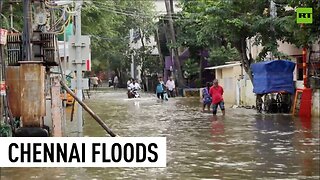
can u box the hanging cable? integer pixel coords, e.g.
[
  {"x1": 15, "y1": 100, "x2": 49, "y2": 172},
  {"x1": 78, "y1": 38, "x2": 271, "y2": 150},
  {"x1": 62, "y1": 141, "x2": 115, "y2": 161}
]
[
  {"x1": 65, "y1": 7, "x2": 77, "y2": 14},
  {"x1": 49, "y1": 7, "x2": 72, "y2": 34},
  {"x1": 90, "y1": 1, "x2": 189, "y2": 21}
]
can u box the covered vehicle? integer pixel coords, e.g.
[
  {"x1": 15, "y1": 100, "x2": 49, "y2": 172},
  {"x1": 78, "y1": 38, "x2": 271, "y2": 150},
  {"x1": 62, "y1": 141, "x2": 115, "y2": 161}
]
[
  {"x1": 251, "y1": 60, "x2": 296, "y2": 113},
  {"x1": 251, "y1": 60, "x2": 296, "y2": 94}
]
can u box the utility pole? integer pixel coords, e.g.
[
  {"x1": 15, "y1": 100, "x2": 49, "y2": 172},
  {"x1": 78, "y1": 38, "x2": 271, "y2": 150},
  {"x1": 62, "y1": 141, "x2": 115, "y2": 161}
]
[
  {"x1": 75, "y1": 0, "x2": 83, "y2": 135},
  {"x1": 129, "y1": 29, "x2": 135, "y2": 79},
  {"x1": 164, "y1": 0, "x2": 184, "y2": 87},
  {"x1": 23, "y1": 0, "x2": 32, "y2": 61},
  {"x1": 62, "y1": 7, "x2": 67, "y2": 136},
  {"x1": 270, "y1": 0, "x2": 277, "y2": 20},
  {"x1": 9, "y1": 0, "x2": 13, "y2": 30},
  {"x1": 269, "y1": 0, "x2": 277, "y2": 60},
  {"x1": 0, "y1": 0, "x2": 4, "y2": 123},
  {"x1": 169, "y1": 0, "x2": 174, "y2": 14},
  {"x1": 131, "y1": 53, "x2": 135, "y2": 78},
  {"x1": 155, "y1": 26, "x2": 164, "y2": 71},
  {"x1": 0, "y1": 0, "x2": 2, "y2": 12}
]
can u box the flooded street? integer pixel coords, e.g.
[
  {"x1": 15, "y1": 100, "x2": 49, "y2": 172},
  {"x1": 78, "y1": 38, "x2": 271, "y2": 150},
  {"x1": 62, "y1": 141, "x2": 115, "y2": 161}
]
[{"x1": 1, "y1": 89, "x2": 320, "y2": 179}]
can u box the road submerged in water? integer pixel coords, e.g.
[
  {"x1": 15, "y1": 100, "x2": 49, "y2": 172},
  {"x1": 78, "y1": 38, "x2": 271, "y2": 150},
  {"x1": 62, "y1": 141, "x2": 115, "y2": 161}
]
[{"x1": 1, "y1": 89, "x2": 319, "y2": 179}]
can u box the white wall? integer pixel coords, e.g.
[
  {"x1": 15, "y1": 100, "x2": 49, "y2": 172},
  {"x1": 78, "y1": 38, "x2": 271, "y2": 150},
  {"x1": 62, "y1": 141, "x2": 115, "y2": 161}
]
[
  {"x1": 154, "y1": 0, "x2": 181, "y2": 15},
  {"x1": 247, "y1": 37, "x2": 319, "y2": 59},
  {"x1": 278, "y1": 41, "x2": 301, "y2": 56},
  {"x1": 214, "y1": 65, "x2": 244, "y2": 105},
  {"x1": 312, "y1": 89, "x2": 320, "y2": 117},
  {"x1": 240, "y1": 79, "x2": 256, "y2": 107}
]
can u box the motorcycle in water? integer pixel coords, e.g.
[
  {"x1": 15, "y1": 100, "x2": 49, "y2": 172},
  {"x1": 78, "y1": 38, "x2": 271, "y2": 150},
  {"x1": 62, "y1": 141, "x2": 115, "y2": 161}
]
[{"x1": 128, "y1": 88, "x2": 140, "y2": 98}]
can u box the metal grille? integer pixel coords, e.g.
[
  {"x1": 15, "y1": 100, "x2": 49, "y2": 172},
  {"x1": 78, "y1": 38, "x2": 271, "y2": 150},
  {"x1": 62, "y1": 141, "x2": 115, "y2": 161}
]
[
  {"x1": 41, "y1": 33, "x2": 58, "y2": 66},
  {"x1": 7, "y1": 33, "x2": 23, "y2": 66},
  {"x1": 7, "y1": 32, "x2": 58, "y2": 66}
]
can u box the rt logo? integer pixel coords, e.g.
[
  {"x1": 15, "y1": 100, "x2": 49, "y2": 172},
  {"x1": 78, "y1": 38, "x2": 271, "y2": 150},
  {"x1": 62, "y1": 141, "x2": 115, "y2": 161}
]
[{"x1": 296, "y1": 7, "x2": 313, "y2": 24}]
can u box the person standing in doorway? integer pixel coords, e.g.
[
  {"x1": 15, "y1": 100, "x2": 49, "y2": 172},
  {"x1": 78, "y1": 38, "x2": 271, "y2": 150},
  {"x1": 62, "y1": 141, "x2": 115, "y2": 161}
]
[
  {"x1": 209, "y1": 79, "x2": 225, "y2": 116},
  {"x1": 113, "y1": 75, "x2": 119, "y2": 89},
  {"x1": 165, "y1": 76, "x2": 176, "y2": 98}
]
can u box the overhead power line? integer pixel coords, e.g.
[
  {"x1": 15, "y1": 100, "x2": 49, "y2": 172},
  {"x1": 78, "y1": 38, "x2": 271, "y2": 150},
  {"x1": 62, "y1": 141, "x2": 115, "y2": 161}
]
[{"x1": 89, "y1": 0, "x2": 191, "y2": 21}]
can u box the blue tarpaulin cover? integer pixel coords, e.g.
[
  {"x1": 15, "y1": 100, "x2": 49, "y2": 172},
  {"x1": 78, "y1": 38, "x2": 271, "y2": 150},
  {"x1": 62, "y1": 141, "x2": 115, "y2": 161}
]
[{"x1": 251, "y1": 60, "x2": 296, "y2": 94}]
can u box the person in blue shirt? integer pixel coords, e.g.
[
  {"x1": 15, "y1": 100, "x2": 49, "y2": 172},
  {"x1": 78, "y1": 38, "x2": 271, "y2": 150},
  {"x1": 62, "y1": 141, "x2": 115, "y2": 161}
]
[
  {"x1": 156, "y1": 77, "x2": 166, "y2": 100},
  {"x1": 202, "y1": 82, "x2": 212, "y2": 112}
]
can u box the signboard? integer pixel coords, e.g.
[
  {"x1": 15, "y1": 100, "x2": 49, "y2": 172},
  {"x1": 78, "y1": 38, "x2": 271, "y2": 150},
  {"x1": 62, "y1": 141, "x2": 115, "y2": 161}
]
[
  {"x1": 71, "y1": 78, "x2": 89, "y2": 90},
  {"x1": 296, "y1": 7, "x2": 313, "y2": 24},
  {"x1": 58, "y1": 41, "x2": 69, "y2": 57},
  {"x1": 0, "y1": 29, "x2": 8, "y2": 45},
  {"x1": 86, "y1": 59, "x2": 91, "y2": 71}
]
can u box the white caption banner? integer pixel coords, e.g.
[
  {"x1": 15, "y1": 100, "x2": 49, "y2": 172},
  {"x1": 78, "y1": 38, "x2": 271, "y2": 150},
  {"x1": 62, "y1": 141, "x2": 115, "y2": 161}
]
[{"x1": 0, "y1": 137, "x2": 166, "y2": 167}]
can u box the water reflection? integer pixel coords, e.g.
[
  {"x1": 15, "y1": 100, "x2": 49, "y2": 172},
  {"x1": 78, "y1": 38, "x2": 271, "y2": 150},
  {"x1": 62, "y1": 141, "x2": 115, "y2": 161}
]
[
  {"x1": 254, "y1": 114, "x2": 319, "y2": 178},
  {"x1": 293, "y1": 116, "x2": 318, "y2": 177},
  {"x1": 1, "y1": 90, "x2": 319, "y2": 179},
  {"x1": 254, "y1": 114, "x2": 296, "y2": 177}
]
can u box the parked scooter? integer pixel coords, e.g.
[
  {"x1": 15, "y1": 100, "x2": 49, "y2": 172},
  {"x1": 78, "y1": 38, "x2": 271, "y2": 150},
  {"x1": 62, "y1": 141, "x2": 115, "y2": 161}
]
[{"x1": 128, "y1": 88, "x2": 140, "y2": 98}]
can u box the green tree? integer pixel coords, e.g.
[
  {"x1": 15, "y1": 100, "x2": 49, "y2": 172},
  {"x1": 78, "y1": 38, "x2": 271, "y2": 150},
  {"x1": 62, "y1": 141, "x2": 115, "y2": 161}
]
[
  {"x1": 176, "y1": 0, "x2": 319, "y2": 81},
  {"x1": 183, "y1": 58, "x2": 200, "y2": 87},
  {"x1": 273, "y1": 0, "x2": 320, "y2": 49},
  {"x1": 81, "y1": 0, "x2": 156, "y2": 85},
  {"x1": 81, "y1": 0, "x2": 131, "y2": 82},
  {"x1": 177, "y1": 0, "x2": 269, "y2": 81},
  {"x1": 125, "y1": 0, "x2": 158, "y2": 83},
  {"x1": 1, "y1": 0, "x2": 159, "y2": 86}
]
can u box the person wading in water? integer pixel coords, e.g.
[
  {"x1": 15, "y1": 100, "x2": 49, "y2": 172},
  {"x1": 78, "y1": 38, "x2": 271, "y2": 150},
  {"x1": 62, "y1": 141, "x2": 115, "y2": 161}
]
[
  {"x1": 209, "y1": 79, "x2": 225, "y2": 116},
  {"x1": 156, "y1": 77, "x2": 166, "y2": 100},
  {"x1": 202, "y1": 82, "x2": 212, "y2": 112}
]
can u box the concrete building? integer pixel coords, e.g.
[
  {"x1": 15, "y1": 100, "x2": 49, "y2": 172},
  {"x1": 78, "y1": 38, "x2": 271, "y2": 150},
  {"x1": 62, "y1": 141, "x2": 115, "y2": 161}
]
[
  {"x1": 129, "y1": 0, "x2": 181, "y2": 81},
  {"x1": 205, "y1": 63, "x2": 242, "y2": 105}
]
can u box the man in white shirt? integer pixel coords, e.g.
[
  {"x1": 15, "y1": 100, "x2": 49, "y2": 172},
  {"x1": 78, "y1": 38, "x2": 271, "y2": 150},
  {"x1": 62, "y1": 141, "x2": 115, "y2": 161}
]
[
  {"x1": 128, "y1": 79, "x2": 141, "y2": 98},
  {"x1": 165, "y1": 77, "x2": 176, "y2": 97},
  {"x1": 129, "y1": 79, "x2": 141, "y2": 91},
  {"x1": 91, "y1": 75, "x2": 99, "y2": 90}
]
